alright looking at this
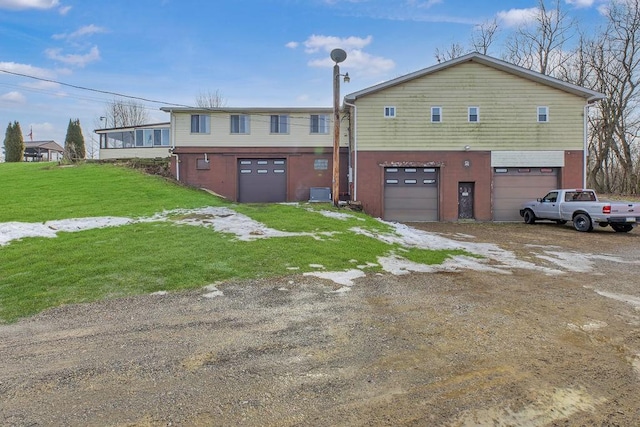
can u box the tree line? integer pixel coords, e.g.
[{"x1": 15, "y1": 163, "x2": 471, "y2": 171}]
[{"x1": 436, "y1": 0, "x2": 640, "y2": 195}]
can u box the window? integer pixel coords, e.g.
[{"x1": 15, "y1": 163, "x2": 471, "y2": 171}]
[
  {"x1": 384, "y1": 106, "x2": 396, "y2": 118},
  {"x1": 191, "y1": 114, "x2": 210, "y2": 133},
  {"x1": 135, "y1": 128, "x2": 170, "y2": 147},
  {"x1": 537, "y1": 106, "x2": 549, "y2": 123},
  {"x1": 431, "y1": 106, "x2": 442, "y2": 123},
  {"x1": 270, "y1": 115, "x2": 289, "y2": 133},
  {"x1": 310, "y1": 114, "x2": 330, "y2": 134},
  {"x1": 468, "y1": 106, "x2": 479, "y2": 122},
  {"x1": 230, "y1": 115, "x2": 250, "y2": 134},
  {"x1": 314, "y1": 159, "x2": 329, "y2": 170}
]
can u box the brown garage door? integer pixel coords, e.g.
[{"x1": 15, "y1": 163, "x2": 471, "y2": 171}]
[
  {"x1": 384, "y1": 167, "x2": 439, "y2": 222},
  {"x1": 238, "y1": 158, "x2": 287, "y2": 203},
  {"x1": 493, "y1": 167, "x2": 558, "y2": 221}
]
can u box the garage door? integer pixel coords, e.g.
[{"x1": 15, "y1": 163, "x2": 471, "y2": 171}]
[
  {"x1": 384, "y1": 167, "x2": 439, "y2": 222},
  {"x1": 238, "y1": 158, "x2": 286, "y2": 203},
  {"x1": 493, "y1": 167, "x2": 558, "y2": 221}
]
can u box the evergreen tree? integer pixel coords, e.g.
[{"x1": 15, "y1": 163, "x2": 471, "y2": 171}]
[
  {"x1": 3, "y1": 121, "x2": 25, "y2": 162},
  {"x1": 64, "y1": 119, "x2": 85, "y2": 162}
]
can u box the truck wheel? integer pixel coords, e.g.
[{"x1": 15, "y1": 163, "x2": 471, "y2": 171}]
[
  {"x1": 523, "y1": 209, "x2": 536, "y2": 224},
  {"x1": 573, "y1": 213, "x2": 593, "y2": 232},
  {"x1": 611, "y1": 224, "x2": 633, "y2": 233}
]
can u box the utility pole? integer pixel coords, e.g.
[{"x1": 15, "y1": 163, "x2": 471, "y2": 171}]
[{"x1": 330, "y1": 48, "x2": 347, "y2": 207}]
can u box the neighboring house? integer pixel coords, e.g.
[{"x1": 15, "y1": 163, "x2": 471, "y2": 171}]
[
  {"x1": 161, "y1": 53, "x2": 603, "y2": 221},
  {"x1": 95, "y1": 122, "x2": 171, "y2": 160},
  {"x1": 24, "y1": 140, "x2": 64, "y2": 162},
  {"x1": 159, "y1": 107, "x2": 348, "y2": 203},
  {"x1": 344, "y1": 53, "x2": 604, "y2": 221}
]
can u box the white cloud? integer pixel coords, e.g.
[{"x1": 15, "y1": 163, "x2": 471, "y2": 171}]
[
  {"x1": 0, "y1": 61, "x2": 56, "y2": 79},
  {"x1": 285, "y1": 41, "x2": 299, "y2": 49},
  {"x1": 45, "y1": 45, "x2": 100, "y2": 67},
  {"x1": 0, "y1": 0, "x2": 59, "y2": 10},
  {"x1": 406, "y1": 0, "x2": 443, "y2": 8},
  {"x1": 497, "y1": 7, "x2": 539, "y2": 27},
  {"x1": 303, "y1": 34, "x2": 373, "y2": 53},
  {"x1": 309, "y1": 48, "x2": 395, "y2": 76},
  {"x1": 1, "y1": 91, "x2": 27, "y2": 104},
  {"x1": 565, "y1": 0, "x2": 595, "y2": 8},
  {"x1": 53, "y1": 24, "x2": 107, "y2": 40},
  {"x1": 58, "y1": 4, "x2": 70, "y2": 14}
]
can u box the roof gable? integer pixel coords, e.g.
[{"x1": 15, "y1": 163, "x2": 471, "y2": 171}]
[{"x1": 344, "y1": 53, "x2": 604, "y2": 103}]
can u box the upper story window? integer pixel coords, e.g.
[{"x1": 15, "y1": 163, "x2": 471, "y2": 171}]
[
  {"x1": 468, "y1": 106, "x2": 479, "y2": 123},
  {"x1": 230, "y1": 114, "x2": 250, "y2": 134},
  {"x1": 270, "y1": 115, "x2": 289, "y2": 134},
  {"x1": 191, "y1": 114, "x2": 210, "y2": 134},
  {"x1": 384, "y1": 106, "x2": 396, "y2": 118},
  {"x1": 537, "y1": 106, "x2": 549, "y2": 123},
  {"x1": 310, "y1": 114, "x2": 330, "y2": 134},
  {"x1": 431, "y1": 106, "x2": 442, "y2": 123}
]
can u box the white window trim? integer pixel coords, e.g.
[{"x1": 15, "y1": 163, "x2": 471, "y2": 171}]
[
  {"x1": 537, "y1": 106, "x2": 549, "y2": 123},
  {"x1": 230, "y1": 114, "x2": 250, "y2": 134},
  {"x1": 310, "y1": 114, "x2": 330, "y2": 134},
  {"x1": 270, "y1": 114, "x2": 290, "y2": 134},
  {"x1": 431, "y1": 106, "x2": 442, "y2": 123},
  {"x1": 190, "y1": 114, "x2": 210, "y2": 134},
  {"x1": 384, "y1": 106, "x2": 396, "y2": 118},
  {"x1": 468, "y1": 106, "x2": 479, "y2": 123}
]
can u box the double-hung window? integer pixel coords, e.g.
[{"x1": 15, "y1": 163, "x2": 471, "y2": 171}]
[
  {"x1": 230, "y1": 114, "x2": 250, "y2": 134},
  {"x1": 468, "y1": 106, "x2": 479, "y2": 122},
  {"x1": 310, "y1": 114, "x2": 329, "y2": 134},
  {"x1": 431, "y1": 106, "x2": 442, "y2": 123},
  {"x1": 191, "y1": 114, "x2": 210, "y2": 134},
  {"x1": 537, "y1": 106, "x2": 549, "y2": 123},
  {"x1": 270, "y1": 115, "x2": 289, "y2": 134},
  {"x1": 384, "y1": 106, "x2": 396, "y2": 118}
]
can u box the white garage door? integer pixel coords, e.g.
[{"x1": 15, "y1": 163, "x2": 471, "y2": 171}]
[
  {"x1": 493, "y1": 167, "x2": 558, "y2": 221},
  {"x1": 384, "y1": 167, "x2": 439, "y2": 222}
]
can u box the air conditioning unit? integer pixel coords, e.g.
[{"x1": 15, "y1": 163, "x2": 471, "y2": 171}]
[{"x1": 309, "y1": 187, "x2": 331, "y2": 202}]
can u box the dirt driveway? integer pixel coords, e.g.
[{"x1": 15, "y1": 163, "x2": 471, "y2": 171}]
[{"x1": 1, "y1": 222, "x2": 640, "y2": 426}]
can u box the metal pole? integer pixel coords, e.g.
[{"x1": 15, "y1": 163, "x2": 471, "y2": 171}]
[{"x1": 332, "y1": 63, "x2": 340, "y2": 207}]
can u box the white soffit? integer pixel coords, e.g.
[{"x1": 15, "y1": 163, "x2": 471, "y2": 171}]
[{"x1": 491, "y1": 151, "x2": 565, "y2": 167}]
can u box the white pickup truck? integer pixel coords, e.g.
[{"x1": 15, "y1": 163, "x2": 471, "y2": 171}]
[{"x1": 520, "y1": 189, "x2": 640, "y2": 232}]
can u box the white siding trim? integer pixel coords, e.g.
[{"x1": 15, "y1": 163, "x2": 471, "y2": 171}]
[{"x1": 491, "y1": 151, "x2": 565, "y2": 167}]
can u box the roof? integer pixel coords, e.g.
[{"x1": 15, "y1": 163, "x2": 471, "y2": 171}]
[
  {"x1": 94, "y1": 122, "x2": 170, "y2": 134},
  {"x1": 24, "y1": 140, "x2": 64, "y2": 152},
  {"x1": 344, "y1": 52, "x2": 605, "y2": 103},
  {"x1": 159, "y1": 106, "x2": 333, "y2": 114}
]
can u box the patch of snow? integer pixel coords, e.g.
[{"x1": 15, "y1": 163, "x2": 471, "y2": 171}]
[
  {"x1": 330, "y1": 287, "x2": 352, "y2": 294},
  {"x1": 151, "y1": 291, "x2": 168, "y2": 296},
  {"x1": 567, "y1": 320, "x2": 608, "y2": 332},
  {"x1": 595, "y1": 291, "x2": 640, "y2": 310},
  {"x1": 310, "y1": 209, "x2": 365, "y2": 221},
  {"x1": 309, "y1": 264, "x2": 325, "y2": 269},
  {"x1": 303, "y1": 269, "x2": 365, "y2": 286},
  {"x1": 537, "y1": 251, "x2": 635, "y2": 273}
]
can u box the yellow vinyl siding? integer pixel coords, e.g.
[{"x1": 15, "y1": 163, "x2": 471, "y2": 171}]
[
  {"x1": 173, "y1": 111, "x2": 345, "y2": 148},
  {"x1": 354, "y1": 62, "x2": 586, "y2": 151}
]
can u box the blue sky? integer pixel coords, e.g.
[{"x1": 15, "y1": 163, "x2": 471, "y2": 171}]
[{"x1": 0, "y1": 0, "x2": 607, "y2": 150}]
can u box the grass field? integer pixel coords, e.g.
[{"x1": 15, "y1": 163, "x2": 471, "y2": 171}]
[{"x1": 0, "y1": 162, "x2": 469, "y2": 323}]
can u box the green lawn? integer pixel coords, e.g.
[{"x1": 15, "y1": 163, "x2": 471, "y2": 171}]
[{"x1": 0, "y1": 162, "x2": 471, "y2": 323}]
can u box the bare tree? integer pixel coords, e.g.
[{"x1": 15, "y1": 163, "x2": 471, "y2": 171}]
[
  {"x1": 503, "y1": 0, "x2": 574, "y2": 76},
  {"x1": 471, "y1": 19, "x2": 500, "y2": 55},
  {"x1": 102, "y1": 98, "x2": 149, "y2": 128},
  {"x1": 195, "y1": 89, "x2": 226, "y2": 108},
  {"x1": 586, "y1": 0, "x2": 640, "y2": 194}
]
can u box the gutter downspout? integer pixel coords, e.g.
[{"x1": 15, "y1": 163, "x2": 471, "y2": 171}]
[
  {"x1": 169, "y1": 111, "x2": 180, "y2": 182},
  {"x1": 344, "y1": 100, "x2": 357, "y2": 201},
  {"x1": 583, "y1": 104, "x2": 590, "y2": 189}
]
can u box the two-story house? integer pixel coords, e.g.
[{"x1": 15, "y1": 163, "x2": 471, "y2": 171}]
[
  {"x1": 160, "y1": 53, "x2": 602, "y2": 221},
  {"x1": 344, "y1": 53, "x2": 604, "y2": 222},
  {"x1": 159, "y1": 107, "x2": 349, "y2": 203}
]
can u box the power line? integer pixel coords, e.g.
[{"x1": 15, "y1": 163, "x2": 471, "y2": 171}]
[{"x1": 0, "y1": 68, "x2": 193, "y2": 108}]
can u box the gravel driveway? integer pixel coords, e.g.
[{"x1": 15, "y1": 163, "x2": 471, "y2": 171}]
[{"x1": 1, "y1": 221, "x2": 639, "y2": 426}]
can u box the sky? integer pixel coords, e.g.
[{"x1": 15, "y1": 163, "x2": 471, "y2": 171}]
[{"x1": 0, "y1": 0, "x2": 608, "y2": 153}]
